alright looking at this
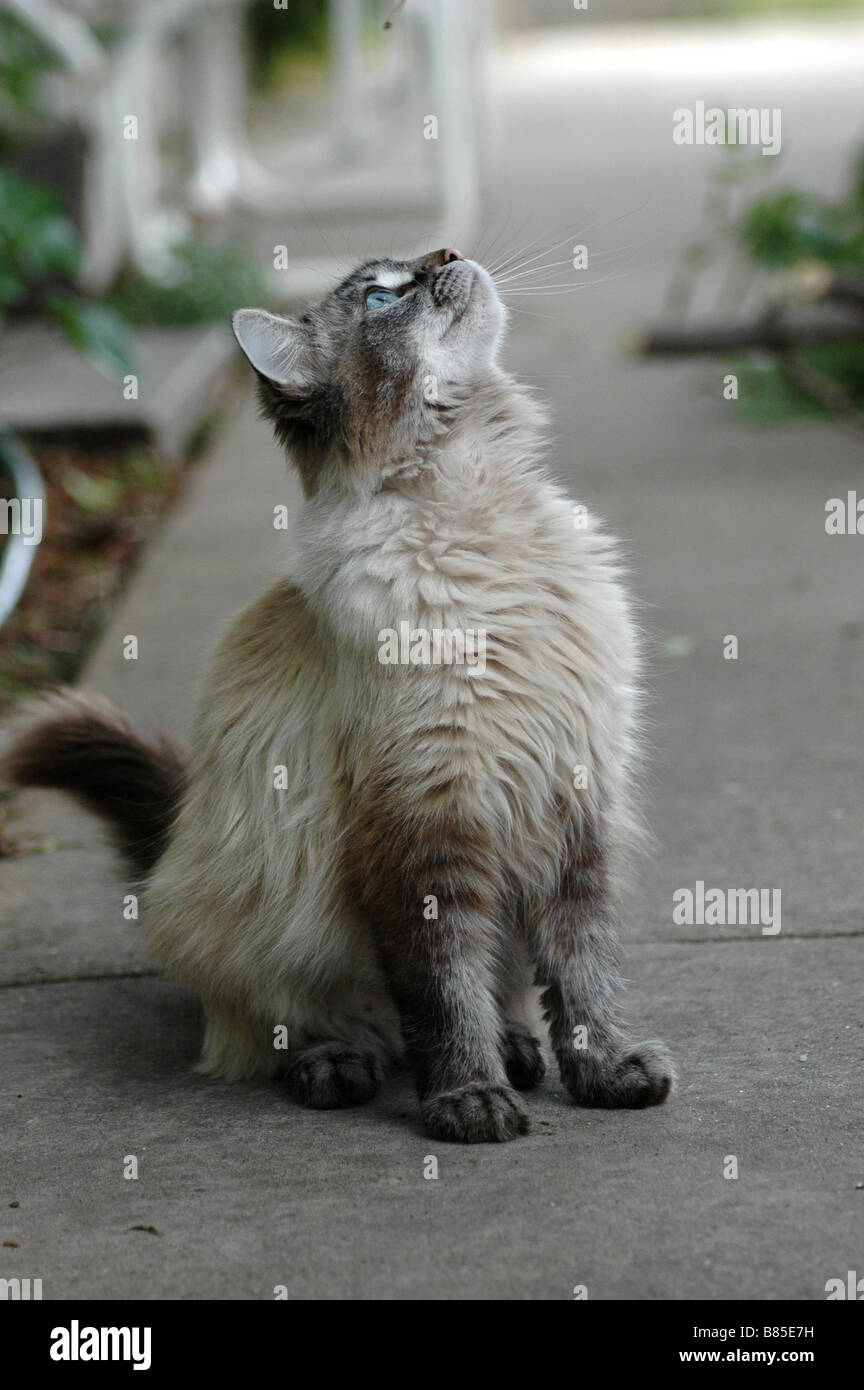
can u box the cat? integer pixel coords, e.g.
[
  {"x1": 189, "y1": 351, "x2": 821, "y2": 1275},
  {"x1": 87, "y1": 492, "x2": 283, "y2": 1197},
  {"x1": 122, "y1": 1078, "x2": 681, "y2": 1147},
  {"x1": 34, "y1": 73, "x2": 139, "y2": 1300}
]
[{"x1": 5, "y1": 248, "x2": 674, "y2": 1142}]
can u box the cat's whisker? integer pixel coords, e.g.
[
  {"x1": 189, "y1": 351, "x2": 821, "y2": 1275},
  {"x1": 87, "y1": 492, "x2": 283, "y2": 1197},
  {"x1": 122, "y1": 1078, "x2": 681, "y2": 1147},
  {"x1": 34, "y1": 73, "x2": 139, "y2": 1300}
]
[
  {"x1": 499, "y1": 276, "x2": 615, "y2": 292},
  {"x1": 484, "y1": 225, "x2": 552, "y2": 275},
  {"x1": 483, "y1": 220, "x2": 586, "y2": 277},
  {"x1": 485, "y1": 201, "x2": 652, "y2": 282},
  {"x1": 493, "y1": 256, "x2": 583, "y2": 284},
  {"x1": 498, "y1": 303, "x2": 560, "y2": 318},
  {"x1": 505, "y1": 255, "x2": 662, "y2": 297},
  {"x1": 473, "y1": 208, "x2": 534, "y2": 273},
  {"x1": 493, "y1": 242, "x2": 647, "y2": 287},
  {"x1": 486, "y1": 221, "x2": 605, "y2": 281},
  {"x1": 501, "y1": 286, "x2": 616, "y2": 296},
  {"x1": 498, "y1": 266, "x2": 649, "y2": 296}
]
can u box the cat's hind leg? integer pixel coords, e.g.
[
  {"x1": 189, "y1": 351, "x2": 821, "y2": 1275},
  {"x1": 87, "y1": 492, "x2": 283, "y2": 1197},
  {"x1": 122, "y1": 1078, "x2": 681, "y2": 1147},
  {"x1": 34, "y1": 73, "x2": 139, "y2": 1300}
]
[
  {"x1": 497, "y1": 935, "x2": 547, "y2": 1090},
  {"x1": 197, "y1": 989, "x2": 393, "y2": 1107},
  {"x1": 502, "y1": 1018, "x2": 547, "y2": 1091},
  {"x1": 522, "y1": 823, "x2": 675, "y2": 1109},
  {"x1": 197, "y1": 1001, "x2": 281, "y2": 1082},
  {"x1": 285, "y1": 1040, "x2": 383, "y2": 1109}
]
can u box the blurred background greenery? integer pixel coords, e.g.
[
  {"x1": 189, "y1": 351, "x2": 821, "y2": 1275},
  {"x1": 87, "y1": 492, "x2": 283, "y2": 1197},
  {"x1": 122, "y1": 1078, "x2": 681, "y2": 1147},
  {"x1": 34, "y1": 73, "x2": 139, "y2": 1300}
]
[{"x1": 3, "y1": 0, "x2": 862, "y2": 398}]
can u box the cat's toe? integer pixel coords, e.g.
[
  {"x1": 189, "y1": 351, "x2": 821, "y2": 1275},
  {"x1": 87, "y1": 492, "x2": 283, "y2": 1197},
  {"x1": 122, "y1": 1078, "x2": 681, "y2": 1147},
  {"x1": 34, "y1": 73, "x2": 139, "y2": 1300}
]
[
  {"x1": 566, "y1": 1041, "x2": 675, "y2": 1109},
  {"x1": 503, "y1": 1024, "x2": 547, "y2": 1091},
  {"x1": 421, "y1": 1082, "x2": 530, "y2": 1143},
  {"x1": 608, "y1": 1042, "x2": 674, "y2": 1108},
  {"x1": 286, "y1": 1044, "x2": 382, "y2": 1109}
]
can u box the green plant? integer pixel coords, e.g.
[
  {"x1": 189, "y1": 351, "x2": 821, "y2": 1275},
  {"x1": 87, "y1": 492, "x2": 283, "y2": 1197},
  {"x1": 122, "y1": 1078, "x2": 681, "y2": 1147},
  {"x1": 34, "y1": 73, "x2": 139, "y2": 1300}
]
[
  {"x1": 246, "y1": 0, "x2": 330, "y2": 88},
  {"x1": 1, "y1": 12, "x2": 137, "y2": 381},
  {"x1": 108, "y1": 240, "x2": 266, "y2": 326},
  {"x1": 0, "y1": 167, "x2": 137, "y2": 380},
  {"x1": 739, "y1": 153, "x2": 864, "y2": 277},
  {"x1": 733, "y1": 152, "x2": 864, "y2": 417},
  {"x1": 0, "y1": 13, "x2": 57, "y2": 122},
  {"x1": 659, "y1": 145, "x2": 864, "y2": 423},
  {"x1": 1, "y1": 10, "x2": 262, "y2": 365}
]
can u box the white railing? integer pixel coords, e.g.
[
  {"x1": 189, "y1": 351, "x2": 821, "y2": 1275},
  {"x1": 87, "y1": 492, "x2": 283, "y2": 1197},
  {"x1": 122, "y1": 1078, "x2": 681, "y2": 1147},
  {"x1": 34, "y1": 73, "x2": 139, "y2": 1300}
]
[{"x1": 3, "y1": 0, "x2": 491, "y2": 297}]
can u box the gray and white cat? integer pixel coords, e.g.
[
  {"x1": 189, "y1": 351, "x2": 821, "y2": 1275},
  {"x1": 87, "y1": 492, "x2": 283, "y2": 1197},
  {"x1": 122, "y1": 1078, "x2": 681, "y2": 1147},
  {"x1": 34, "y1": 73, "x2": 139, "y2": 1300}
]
[{"x1": 7, "y1": 249, "x2": 674, "y2": 1142}]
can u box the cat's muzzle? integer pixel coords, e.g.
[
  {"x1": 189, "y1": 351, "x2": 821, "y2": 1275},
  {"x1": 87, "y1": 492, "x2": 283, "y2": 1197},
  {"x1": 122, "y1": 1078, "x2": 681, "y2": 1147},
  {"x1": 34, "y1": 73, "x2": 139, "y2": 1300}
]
[{"x1": 432, "y1": 259, "x2": 476, "y2": 318}]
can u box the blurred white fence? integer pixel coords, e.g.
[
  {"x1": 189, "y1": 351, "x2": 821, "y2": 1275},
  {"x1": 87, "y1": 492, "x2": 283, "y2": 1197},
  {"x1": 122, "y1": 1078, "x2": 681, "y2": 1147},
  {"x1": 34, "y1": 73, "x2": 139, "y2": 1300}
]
[{"x1": 3, "y1": 0, "x2": 492, "y2": 296}]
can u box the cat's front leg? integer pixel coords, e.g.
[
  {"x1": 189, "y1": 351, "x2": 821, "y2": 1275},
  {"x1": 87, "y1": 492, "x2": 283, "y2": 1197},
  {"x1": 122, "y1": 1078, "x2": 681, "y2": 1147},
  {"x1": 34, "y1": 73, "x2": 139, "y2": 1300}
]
[
  {"x1": 348, "y1": 812, "x2": 529, "y2": 1143},
  {"x1": 522, "y1": 825, "x2": 675, "y2": 1109}
]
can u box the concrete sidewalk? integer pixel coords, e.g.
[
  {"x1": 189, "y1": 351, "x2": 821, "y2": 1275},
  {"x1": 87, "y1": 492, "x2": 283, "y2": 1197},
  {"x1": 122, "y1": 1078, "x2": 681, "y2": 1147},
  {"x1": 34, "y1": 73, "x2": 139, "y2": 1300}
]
[{"x1": 2, "y1": 21, "x2": 864, "y2": 1300}]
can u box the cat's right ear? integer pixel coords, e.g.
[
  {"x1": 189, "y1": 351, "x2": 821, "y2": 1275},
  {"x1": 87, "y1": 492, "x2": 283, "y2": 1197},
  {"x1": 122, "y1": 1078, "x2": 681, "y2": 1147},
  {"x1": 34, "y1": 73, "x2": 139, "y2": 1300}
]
[{"x1": 231, "y1": 308, "x2": 314, "y2": 395}]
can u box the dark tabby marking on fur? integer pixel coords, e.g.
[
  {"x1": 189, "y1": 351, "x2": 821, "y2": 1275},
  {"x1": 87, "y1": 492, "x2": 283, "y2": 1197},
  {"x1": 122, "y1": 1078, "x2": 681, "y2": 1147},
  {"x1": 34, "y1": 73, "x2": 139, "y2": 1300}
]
[
  {"x1": 523, "y1": 819, "x2": 674, "y2": 1109},
  {"x1": 5, "y1": 690, "x2": 186, "y2": 878},
  {"x1": 344, "y1": 780, "x2": 529, "y2": 1141}
]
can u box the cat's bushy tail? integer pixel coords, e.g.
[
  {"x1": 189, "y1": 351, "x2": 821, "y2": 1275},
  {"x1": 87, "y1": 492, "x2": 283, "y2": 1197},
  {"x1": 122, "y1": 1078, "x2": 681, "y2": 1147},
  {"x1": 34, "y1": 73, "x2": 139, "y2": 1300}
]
[{"x1": 4, "y1": 689, "x2": 186, "y2": 877}]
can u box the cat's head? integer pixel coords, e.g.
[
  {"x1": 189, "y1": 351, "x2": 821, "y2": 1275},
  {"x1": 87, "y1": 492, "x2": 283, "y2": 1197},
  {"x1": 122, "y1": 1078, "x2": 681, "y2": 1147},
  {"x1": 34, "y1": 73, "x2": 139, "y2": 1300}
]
[{"x1": 232, "y1": 250, "x2": 506, "y2": 492}]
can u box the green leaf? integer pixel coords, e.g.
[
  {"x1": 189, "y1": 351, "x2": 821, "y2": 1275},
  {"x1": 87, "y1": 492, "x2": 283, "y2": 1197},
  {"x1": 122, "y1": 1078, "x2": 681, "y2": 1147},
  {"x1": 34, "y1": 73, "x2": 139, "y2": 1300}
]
[
  {"x1": 60, "y1": 466, "x2": 125, "y2": 515},
  {"x1": 0, "y1": 169, "x2": 79, "y2": 288},
  {"x1": 739, "y1": 185, "x2": 864, "y2": 275},
  {"x1": 108, "y1": 239, "x2": 265, "y2": 326},
  {"x1": 0, "y1": 14, "x2": 57, "y2": 117},
  {"x1": 46, "y1": 295, "x2": 139, "y2": 383}
]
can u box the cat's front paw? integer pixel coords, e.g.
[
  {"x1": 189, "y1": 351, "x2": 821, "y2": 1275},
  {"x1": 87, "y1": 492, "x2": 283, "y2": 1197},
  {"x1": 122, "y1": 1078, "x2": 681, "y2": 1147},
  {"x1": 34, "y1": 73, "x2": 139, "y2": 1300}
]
[
  {"x1": 503, "y1": 1022, "x2": 547, "y2": 1091},
  {"x1": 421, "y1": 1082, "x2": 530, "y2": 1143},
  {"x1": 565, "y1": 1041, "x2": 675, "y2": 1110},
  {"x1": 286, "y1": 1042, "x2": 383, "y2": 1109}
]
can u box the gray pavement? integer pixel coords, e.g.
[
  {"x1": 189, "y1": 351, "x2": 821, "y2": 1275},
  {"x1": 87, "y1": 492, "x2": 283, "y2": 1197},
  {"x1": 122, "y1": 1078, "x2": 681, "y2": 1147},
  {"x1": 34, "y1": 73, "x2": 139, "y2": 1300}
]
[{"x1": 2, "y1": 20, "x2": 863, "y2": 1300}]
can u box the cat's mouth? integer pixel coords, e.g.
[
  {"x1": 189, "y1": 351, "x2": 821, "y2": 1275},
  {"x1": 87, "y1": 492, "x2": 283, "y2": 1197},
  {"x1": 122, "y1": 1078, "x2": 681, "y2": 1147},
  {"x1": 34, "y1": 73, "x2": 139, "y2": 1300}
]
[
  {"x1": 434, "y1": 260, "x2": 480, "y2": 333},
  {"x1": 425, "y1": 258, "x2": 505, "y2": 363}
]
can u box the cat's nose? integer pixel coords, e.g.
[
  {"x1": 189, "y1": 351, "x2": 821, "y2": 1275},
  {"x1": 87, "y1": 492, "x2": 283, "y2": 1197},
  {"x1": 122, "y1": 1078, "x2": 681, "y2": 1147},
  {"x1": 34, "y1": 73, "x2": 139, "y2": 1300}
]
[{"x1": 416, "y1": 248, "x2": 464, "y2": 273}]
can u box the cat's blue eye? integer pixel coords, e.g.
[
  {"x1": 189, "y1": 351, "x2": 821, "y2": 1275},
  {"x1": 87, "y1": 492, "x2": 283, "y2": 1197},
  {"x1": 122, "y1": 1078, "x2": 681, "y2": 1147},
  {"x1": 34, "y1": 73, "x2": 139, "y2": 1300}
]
[{"x1": 365, "y1": 287, "x2": 399, "y2": 311}]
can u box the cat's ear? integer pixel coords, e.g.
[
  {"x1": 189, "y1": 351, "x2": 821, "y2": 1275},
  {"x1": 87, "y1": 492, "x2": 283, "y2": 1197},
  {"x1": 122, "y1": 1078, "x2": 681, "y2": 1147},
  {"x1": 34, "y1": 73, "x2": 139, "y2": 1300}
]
[{"x1": 231, "y1": 308, "x2": 314, "y2": 393}]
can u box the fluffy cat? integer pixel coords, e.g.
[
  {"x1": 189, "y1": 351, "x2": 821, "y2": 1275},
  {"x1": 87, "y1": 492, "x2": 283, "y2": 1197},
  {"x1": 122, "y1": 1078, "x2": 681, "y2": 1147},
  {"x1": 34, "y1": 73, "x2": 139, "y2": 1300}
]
[{"x1": 6, "y1": 248, "x2": 674, "y2": 1142}]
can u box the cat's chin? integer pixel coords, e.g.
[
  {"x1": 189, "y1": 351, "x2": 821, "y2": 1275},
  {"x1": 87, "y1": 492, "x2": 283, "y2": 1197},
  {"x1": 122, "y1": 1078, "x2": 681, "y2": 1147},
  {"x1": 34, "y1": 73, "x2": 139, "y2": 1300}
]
[
  {"x1": 436, "y1": 268, "x2": 505, "y2": 368},
  {"x1": 441, "y1": 292, "x2": 472, "y2": 334},
  {"x1": 433, "y1": 259, "x2": 476, "y2": 323}
]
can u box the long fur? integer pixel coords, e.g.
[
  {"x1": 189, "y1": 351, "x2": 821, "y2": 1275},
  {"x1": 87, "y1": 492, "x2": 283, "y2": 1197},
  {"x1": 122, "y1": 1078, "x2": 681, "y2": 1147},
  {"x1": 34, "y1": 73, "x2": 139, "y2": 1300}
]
[
  {"x1": 4, "y1": 251, "x2": 673, "y2": 1139},
  {"x1": 6, "y1": 690, "x2": 185, "y2": 877}
]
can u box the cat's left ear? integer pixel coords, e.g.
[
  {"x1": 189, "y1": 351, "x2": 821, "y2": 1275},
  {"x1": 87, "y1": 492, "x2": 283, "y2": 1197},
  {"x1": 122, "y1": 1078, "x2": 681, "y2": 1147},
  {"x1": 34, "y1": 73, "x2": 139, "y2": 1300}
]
[{"x1": 231, "y1": 308, "x2": 314, "y2": 394}]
